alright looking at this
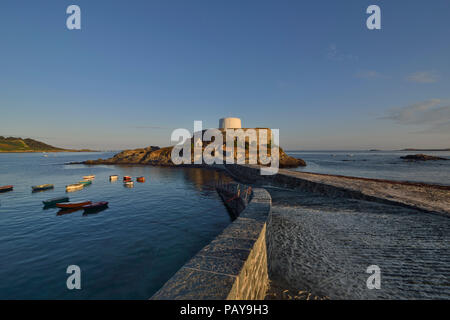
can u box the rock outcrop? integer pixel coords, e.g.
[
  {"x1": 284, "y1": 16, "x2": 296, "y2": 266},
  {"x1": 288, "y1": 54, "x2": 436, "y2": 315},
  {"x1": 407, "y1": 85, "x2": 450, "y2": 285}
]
[
  {"x1": 83, "y1": 145, "x2": 306, "y2": 168},
  {"x1": 400, "y1": 154, "x2": 448, "y2": 161}
]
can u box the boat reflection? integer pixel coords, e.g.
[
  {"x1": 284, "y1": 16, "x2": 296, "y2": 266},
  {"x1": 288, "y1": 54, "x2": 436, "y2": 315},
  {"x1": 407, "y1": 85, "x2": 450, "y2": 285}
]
[
  {"x1": 57, "y1": 208, "x2": 82, "y2": 216},
  {"x1": 82, "y1": 207, "x2": 108, "y2": 216}
]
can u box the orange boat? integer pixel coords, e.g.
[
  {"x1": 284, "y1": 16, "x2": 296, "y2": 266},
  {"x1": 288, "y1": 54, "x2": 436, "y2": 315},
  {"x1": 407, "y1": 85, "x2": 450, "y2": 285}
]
[
  {"x1": 136, "y1": 177, "x2": 145, "y2": 183},
  {"x1": 123, "y1": 176, "x2": 132, "y2": 182},
  {"x1": 56, "y1": 201, "x2": 92, "y2": 209},
  {"x1": 0, "y1": 185, "x2": 13, "y2": 193}
]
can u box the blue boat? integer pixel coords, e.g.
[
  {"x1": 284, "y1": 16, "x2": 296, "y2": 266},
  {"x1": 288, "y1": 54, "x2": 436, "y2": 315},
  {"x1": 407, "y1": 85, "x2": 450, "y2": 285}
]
[{"x1": 43, "y1": 196, "x2": 69, "y2": 206}]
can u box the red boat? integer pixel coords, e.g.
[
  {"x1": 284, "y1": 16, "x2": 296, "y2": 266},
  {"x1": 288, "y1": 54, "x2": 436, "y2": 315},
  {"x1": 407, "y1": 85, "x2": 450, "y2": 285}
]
[
  {"x1": 56, "y1": 201, "x2": 92, "y2": 209},
  {"x1": 136, "y1": 177, "x2": 145, "y2": 183},
  {"x1": 0, "y1": 185, "x2": 13, "y2": 193},
  {"x1": 123, "y1": 176, "x2": 132, "y2": 182},
  {"x1": 82, "y1": 201, "x2": 108, "y2": 212}
]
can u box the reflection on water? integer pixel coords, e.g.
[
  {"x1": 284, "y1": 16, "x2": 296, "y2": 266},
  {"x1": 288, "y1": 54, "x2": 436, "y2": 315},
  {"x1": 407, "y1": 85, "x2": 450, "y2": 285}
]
[
  {"x1": 57, "y1": 208, "x2": 81, "y2": 216},
  {"x1": 182, "y1": 168, "x2": 234, "y2": 193},
  {"x1": 82, "y1": 207, "x2": 109, "y2": 216}
]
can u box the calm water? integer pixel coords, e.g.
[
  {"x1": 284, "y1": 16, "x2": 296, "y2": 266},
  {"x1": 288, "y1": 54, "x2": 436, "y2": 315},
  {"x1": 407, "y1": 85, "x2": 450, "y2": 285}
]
[
  {"x1": 0, "y1": 152, "x2": 233, "y2": 299},
  {"x1": 287, "y1": 150, "x2": 450, "y2": 185}
]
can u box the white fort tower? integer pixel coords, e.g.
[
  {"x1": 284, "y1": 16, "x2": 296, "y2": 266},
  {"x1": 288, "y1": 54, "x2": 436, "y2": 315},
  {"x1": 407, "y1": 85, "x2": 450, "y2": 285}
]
[{"x1": 219, "y1": 117, "x2": 242, "y2": 129}]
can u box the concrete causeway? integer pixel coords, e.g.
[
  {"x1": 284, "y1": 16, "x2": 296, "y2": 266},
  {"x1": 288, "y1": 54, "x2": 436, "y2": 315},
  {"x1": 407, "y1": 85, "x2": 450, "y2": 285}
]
[{"x1": 152, "y1": 164, "x2": 449, "y2": 300}]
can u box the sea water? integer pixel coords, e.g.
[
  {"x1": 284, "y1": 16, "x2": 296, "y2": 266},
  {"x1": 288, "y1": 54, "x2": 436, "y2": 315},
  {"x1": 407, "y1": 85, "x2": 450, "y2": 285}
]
[
  {"x1": 288, "y1": 150, "x2": 450, "y2": 185},
  {"x1": 0, "y1": 152, "x2": 233, "y2": 299}
]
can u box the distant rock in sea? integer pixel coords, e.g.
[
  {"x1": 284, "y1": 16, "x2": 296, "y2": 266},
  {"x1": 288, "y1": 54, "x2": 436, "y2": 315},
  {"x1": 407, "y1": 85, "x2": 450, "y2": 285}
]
[
  {"x1": 400, "y1": 154, "x2": 448, "y2": 161},
  {"x1": 401, "y1": 148, "x2": 450, "y2": 151}
]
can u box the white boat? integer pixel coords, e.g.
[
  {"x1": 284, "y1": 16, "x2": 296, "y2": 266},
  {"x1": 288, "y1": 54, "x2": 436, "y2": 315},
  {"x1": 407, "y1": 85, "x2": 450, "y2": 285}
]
[
  {"x1": 124, "y1": 181, "x2": 134, "y2": 188},
  {"x1": 66, "y1": 183, "x2": 84, "y2": 192},
  {"x1": 83, "y1": 175, "x2": 95, "y2": 180}
]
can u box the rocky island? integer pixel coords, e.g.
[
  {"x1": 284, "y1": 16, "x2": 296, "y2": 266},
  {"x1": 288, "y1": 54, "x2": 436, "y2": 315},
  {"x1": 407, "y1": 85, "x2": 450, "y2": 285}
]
[
  {"x1": 400, "y1": 154, "x2": 449, "y2": 161},
  {"x1": 82, "y1": 118, "x2": 306, "y2": 168},
  {"x1": 83, "y1": 144, "x2": 306, "y2": 168}
]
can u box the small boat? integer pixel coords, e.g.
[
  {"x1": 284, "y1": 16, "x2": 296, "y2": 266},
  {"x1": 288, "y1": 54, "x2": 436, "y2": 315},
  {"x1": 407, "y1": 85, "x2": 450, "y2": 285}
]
[
  {"x1": 82, "y1": 201, "x2": 108, "y2": 212},
  {"x1": 32, "y1": 184, "x2": 54, "y2": 192},
  {"x1": 66, "y1": 183, "x2": 84, "y2": 192},
  {"x1": 124, "y1": 181, "x2": 134, "y2": 188},
  {"x1": 43, "y1": 196, "x2": 70, "y2": 206},
  {"x1": 110, "y1": 175, "x2": 118, "y2": 181},
  {"x1": 0, "y1": 185, "x2": 13, "y2": 193},
  {"x1": 123, "y1": 176, "x2": 132, "y2": 182},
  {"x1": 83, "y1": 175, "x2": 95, "y2": 180},
  {"x1": 136, "y1": 176, "x2": 145, "y2": 183},
  {"x1": 56, "y1": 201, "x2": 92, "y2": 209},
  {"x1": 79, "y1": 180, "x2": 92, "y2": 186}
]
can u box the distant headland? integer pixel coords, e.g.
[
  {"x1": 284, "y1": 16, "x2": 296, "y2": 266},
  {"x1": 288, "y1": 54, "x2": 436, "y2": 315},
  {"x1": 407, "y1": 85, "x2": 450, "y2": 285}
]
[{"x1": 0, "y1": 136, "x2": 97, "y2": 153}]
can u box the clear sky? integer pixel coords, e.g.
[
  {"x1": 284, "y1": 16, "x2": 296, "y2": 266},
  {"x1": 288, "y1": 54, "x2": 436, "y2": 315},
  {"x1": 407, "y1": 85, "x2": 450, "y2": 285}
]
[{"x1": 0, "y1": 0, "x2": 449, "y2": 150}]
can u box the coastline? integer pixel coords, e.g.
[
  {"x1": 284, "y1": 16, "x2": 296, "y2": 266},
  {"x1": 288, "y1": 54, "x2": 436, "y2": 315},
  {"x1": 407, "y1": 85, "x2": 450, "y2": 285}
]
[
  {"x1": 2, "y1": 151, "x2": 448, "y2": 299},
  {"x1": 0, "y1": 150, "x2": 100, "y2": 153}
]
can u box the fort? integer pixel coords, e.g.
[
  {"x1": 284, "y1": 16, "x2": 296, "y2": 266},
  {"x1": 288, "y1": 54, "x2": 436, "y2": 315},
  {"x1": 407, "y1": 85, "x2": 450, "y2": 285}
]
[{"x1": 78, "y1": 117, "x2": 450, "y2": 299}]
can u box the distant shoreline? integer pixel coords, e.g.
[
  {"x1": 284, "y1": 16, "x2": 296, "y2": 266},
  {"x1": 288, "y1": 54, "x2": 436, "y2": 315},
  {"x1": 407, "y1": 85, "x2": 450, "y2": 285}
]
[
  {"x1": 0, "y1": 150, "x2": 100, "y2": 153},
  {"x1": 286, "y1": 148, "x2": 450, "y2": 152},
  {"x1": 400, "y1": 148, "x2": 450, "y2": 152}
]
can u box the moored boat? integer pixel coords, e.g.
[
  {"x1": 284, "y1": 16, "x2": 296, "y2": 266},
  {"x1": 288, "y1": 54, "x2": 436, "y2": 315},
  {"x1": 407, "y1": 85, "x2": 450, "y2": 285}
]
[
  {"x1": 43, "y1": 196, "x2": 69, "y2": 206},
  {"x1": 136, "y1": 176, "x2": 145, "y2": 183},
  {"x1": 79, "y1": 180, "x2": 92, "y2": 186},
  {"x1": 124, "y1": 181, "x2": 134, "y2": 187},
  {"x1": 32, "y1": 184, "x2": 54, "y2": 192},
  {"x1": 0, "y1": 185, "x2": 13, "y2": 193},
  {"x1": 83, "y1": 175, "x2": 95, "y2": 180},
  {"x1": 56, "y1": 201, "x2": 92, "y2": 209},
  {"x1": 110, "y1": 175, "x2": 118, "y2": 181},
  {"x1": 123, "y1": 176, "x2": 132, "y2": 182},
  {"x1": 66, "y1": 183, "x2": 84, "y2": 192},
  {"x1": 82, "y1": 201, "x2": 108, "y2": 212}
]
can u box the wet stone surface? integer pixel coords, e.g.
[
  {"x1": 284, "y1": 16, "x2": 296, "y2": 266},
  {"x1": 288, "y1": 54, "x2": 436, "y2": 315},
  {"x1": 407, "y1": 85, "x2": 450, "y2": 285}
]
[{"x1": 266, "y1": 187, "x2": 450, "y2": 299}]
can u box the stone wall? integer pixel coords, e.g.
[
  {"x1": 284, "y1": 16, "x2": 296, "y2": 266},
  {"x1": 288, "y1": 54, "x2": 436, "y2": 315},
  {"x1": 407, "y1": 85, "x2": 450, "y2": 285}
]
[{"x1": 151, "y1": 188, "x2": 272, "y2": 300}]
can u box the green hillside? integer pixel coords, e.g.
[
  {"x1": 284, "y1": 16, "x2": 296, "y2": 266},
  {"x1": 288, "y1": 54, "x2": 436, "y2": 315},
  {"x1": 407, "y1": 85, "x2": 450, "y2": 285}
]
[{"x1": 0, "y1": 136, "x2": 75, "y2": 152}]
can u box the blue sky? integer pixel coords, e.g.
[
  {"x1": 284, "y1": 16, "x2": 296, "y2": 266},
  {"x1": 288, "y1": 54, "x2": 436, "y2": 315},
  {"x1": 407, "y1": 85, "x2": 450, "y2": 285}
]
[{"x1": 0, "y1": 0, "x2": 449, "y2": 150}]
